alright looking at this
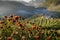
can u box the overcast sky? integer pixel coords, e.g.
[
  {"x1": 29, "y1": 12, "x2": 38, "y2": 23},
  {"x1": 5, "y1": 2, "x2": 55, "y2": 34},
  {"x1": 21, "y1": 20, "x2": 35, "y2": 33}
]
[
  {"x1": 0, "y1": 0, "x2": 32, "y2": 2},
  {"x1": 0, "y1": 0, "x2": 42, "y2": 3},
  {"x1": 0, "y1": 0, "x2": 44, "y2": 8}
]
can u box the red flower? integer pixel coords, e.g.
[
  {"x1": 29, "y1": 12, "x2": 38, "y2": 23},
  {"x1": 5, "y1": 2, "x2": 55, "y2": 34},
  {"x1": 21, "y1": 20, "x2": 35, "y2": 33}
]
[
  {"x1": 37, "y1": 27, "x2": 41, "y2": 31},
  {"x1": 21, "y1": 27, "x2": 25, "y2": 30},
  {"x1": 32, "y1": 25, "x2": 36, "y2": 30},
  {"x1": 10, "y1": 20, "x2": 16, "y2": 24},
  {"x1": 47, "y1": 36, "x2": 52, "y2": 40},
  {"x1": 16, "y1": 22, "x2": 20, "y2": 26},
  {"x1": 34, "y1": 35, "x2": 39, "y2": 40},
  {"x1": 41, "y1": 32, "x2": 44, "y2": 34},
  {"x1": 28, "y1": 28, "x2": 32, "y2": 34},
  {"x1": 7, "y1": 18, "x2": 12, "y2": 22},
  {"x1": 7, "y1": 37, "x2": 12, "y2": 40},
  {"x1": 13, "y1": 16, "x2": 20, "y2": 21},
  {"x1": 0, "y1": 24, "x2": 3, "y2": 28},
  {"x1": 19, "y1": 23, "x2": 25, "y2": 27},
  {"x1": 22, "y1": 17, "x2": 24, "y2": 20},
  {"x1": 0, "y1": 20, "x2": 5, "y2": 24},
  {"x1": 6, "y1": 25, "x2": 10, "y2": 29}
]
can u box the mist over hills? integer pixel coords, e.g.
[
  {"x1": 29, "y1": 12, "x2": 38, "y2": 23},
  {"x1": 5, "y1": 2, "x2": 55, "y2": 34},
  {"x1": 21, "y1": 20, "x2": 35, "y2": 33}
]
[
  {"x1": 0, "y1": 1, "x2": 60, "y2": 18},
  {"x1": 0, "y1": 1, "x2": 35, "y2": 18}
]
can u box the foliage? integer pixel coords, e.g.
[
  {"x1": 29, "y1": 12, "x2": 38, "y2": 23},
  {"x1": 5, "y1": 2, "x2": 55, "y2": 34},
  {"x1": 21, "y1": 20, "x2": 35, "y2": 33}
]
[
  {"x1": 0, "y1": 14, "x2": 60, "y2": 40},
  {"x1": 44, "y1": 0, "x2": 60, "y2": 6}
]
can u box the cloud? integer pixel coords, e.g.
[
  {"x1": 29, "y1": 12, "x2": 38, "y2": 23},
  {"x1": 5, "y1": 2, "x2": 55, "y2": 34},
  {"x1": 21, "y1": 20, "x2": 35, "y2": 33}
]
[
  {"x1": 0, "y1": 0, "x2": 31, "y2": 2},
  {"x1": 0, "y1": 1, "x2": 35, "y2": 18},
  {"x1": 0, "y1": 0, "x2": 42, "y2": 7}
]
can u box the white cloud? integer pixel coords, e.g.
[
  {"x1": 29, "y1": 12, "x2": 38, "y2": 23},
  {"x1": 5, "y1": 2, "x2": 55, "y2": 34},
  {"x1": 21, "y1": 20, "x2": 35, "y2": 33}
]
[
  {"x1": 22, "y1": 0, "x2": 31, "y2": 2},
  {"x1": 0, "y1": 0, "x2": 31, "y2": 3},
  {"x1": 0, "y1": 0, "x2": 43, "y2": 8}
]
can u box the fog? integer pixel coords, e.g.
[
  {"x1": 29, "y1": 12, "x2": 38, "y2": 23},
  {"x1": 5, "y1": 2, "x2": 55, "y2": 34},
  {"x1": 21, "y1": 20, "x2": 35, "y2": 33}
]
[{"x1": 0, "y1": 1, "x2": 35, "y2": 18}]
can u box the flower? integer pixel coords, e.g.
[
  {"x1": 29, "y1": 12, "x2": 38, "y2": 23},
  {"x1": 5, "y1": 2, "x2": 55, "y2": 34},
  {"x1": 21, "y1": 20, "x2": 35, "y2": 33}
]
[
  {"x1": 35, "y1": 32, "x2": 39, "y2": 36},
  {"x1": 34, "y1": 35, "x2": 39, "y2": 40},
  {"x1": 32, "y1": 25, "x2": 36, "y2": 30},
  {"x1": 22, "y1": 36, "x2": 26, "y2": 40},
  {"x1": 9, "y1": 14, "x2": 14, "y2": 18},
  {"x1": 7, "y1": 37, "x2": 12, "y2": 40},
  {"x1": 15, "y1": 22, "x2": 20, "y2": 26},
  {"x1": 47, "y1": 36, "x2": 52, "y2": 40},
  {"x1": 13, "y1": 16, "x2": 20, "y2": 21},
  {"x1": 10, "y1": 20, "x2": 16, "y2": 24},
  {"x1": 19, "y1": 23, "x2": 25, "y2": 28},
  {"x1": 22, "y1": 17, "x2": 24, "y2": 20},
  {"x1": 37, "y1": 27, "x2": 41, "y2": 32},
  {"x1": 41, "y1": 32, "x2": 44, "y2": 34},
  {"x1": 28, "y1": 28, "x2": 32, "y2": 34},
  {"x1": 32, "y1": 25, "x2": 37, "y2": 29},
  {"x1": 28, "y1": 28, "x2": 31, "y2": 32},
  {"x1": 7, "y1": 18, "x2": 12, "y2": 22},
  {"x1": 18, "y1": 16, "x2": 21, "y2": 18},
  {"x1": 13, "y1": 30, "x2": 18, "y2": 34},
  {"x1": 2, "y1": 16, "x2": 7, "y2": 18},
  {"x1": 0, "y1": 24, "x2": 3, "y2": 28},
  {"x1": 0, "y1": 20, "x2": 5, "y2": 24},
  {"x1": 6, "y1": 25, "x2": 10, "y2": 29},
  {"x1": 21, "y1": 27, "x2": 25, "y2": 31}
]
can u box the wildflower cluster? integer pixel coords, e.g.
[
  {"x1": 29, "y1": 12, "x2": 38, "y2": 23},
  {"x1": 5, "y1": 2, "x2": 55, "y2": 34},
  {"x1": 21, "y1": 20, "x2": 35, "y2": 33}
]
[{"x1": 0, "y1": 14, "x2": 60, "y2": 40}]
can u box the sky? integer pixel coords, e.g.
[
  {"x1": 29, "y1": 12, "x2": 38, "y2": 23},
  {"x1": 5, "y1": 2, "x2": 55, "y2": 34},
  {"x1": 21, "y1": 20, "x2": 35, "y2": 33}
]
[
  {"x1": 20, "y1": 0, "x2": 31, "y2": 2},
  {"x1": 0, "y1": 0, "x2": 45, "y2": 8},
  {"x1": 1, "y1": 0, "x2": 32, "y2": 3},
  {"x1": 0, "y1": 1, "x2": 35, "y2": 17},
  {"x1": 0, "y1": 0, "x2": 58, "y2": 18},
  {"x1": 0, "y1": 0, "x2": 42, "y2": 3}
]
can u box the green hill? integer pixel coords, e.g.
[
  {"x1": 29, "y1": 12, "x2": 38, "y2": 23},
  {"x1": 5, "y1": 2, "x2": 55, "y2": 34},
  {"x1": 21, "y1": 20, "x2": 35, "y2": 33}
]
[{"x1": 24, "y1": 15, "x2": 60, "y2": 29}]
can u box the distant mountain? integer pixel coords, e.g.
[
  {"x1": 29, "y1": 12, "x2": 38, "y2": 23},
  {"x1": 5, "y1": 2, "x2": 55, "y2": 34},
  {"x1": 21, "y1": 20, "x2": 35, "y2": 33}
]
[
  {"x1": 0, "y1": 1, "x2": 35, "y2": 18},
  {"x1": 0, "y1": 1, "x2": 35, "y2": 10}
]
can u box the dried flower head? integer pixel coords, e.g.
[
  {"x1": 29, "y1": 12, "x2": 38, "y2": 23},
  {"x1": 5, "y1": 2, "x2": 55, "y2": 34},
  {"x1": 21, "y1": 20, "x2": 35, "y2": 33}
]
[
  {"x1": 28, "y1": 28, "x2": 32, "y2": 34},
  {"x1": 32, "y1": 25, "x2": 36, "y2": 30},
  {"x1": 7, "y1": 37, "x2": 12, "y2": 40},
  {"x1": 2, "y1": 16, "x2": 7, "y2": 18},
  {"x1": 34, "y1": 35, "x2": 39, "y2": 40},
  {"x1": 13, "y1": 16, "x2": 19, "y2": 21},
  {"x1": 6, "y1": 25, "x2": 10, "y2": 29},
  {"x1": 47, "y1": 36, "x2": 52, "y2": 40},
  {"x1": 0, "y1": 20, "x2": 5, "y2": 24},
  {"x1": 16, "y1": 22, "x2": 20, "y2": 26},
  {"x1": 7, "y1": 18, "x2": 12, "y2": 22},
  {"x1": 9, "y1": 14, "x2": 14, "y2": 18},
  {"x1": 13, "y1": 31, "x2": 18, "y2": 34},
  {"x1": 0, "y1": 24, "x2": 3, "y2": 28}
]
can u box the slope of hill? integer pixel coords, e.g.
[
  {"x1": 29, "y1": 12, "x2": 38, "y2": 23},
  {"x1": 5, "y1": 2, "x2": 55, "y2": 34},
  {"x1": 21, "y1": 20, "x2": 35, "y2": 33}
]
[{"x1": 24, "y1": 15, "x2": 60, "y2": 29}]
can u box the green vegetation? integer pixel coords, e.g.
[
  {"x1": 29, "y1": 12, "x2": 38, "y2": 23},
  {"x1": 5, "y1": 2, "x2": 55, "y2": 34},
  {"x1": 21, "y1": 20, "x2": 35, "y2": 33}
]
[
  {"x1": 44, "y1": 0, "x2": 60, "y2": 7},
  {"x1": 0, "y1": 14, "x2": 60, "y2": 40},
  {"x1": 41, "y1": 0, "x2": 60, "y2": 12},
  {"x1": 25, "y1": 15, "x2": 60, "y2": 29}
]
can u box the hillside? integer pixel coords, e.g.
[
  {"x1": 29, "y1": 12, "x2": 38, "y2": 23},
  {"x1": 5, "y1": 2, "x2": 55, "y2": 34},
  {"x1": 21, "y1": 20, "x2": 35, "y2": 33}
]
[
  {"x1": 24, "y1": 15, "x2": 60, "y2": 29},
  {"x1": 47, "y1": 4, "x2": 60, "y2": 12}
]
